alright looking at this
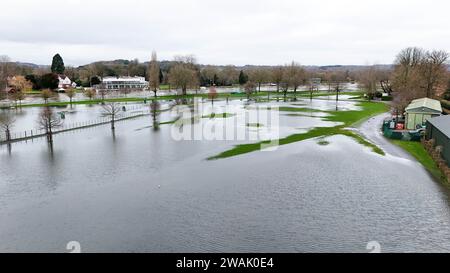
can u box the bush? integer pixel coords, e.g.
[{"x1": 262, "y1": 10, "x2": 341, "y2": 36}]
[
  {"x1": 381, "y1": 96, "x2": 393, "y2": 101},
  {"x1": 441, "y1": 100, "x2": 450, "y2": 110}
]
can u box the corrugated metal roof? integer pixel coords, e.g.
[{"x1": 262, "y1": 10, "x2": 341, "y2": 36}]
[
  {"x1": 405, "y1": 98, "x2": 442, "y2": 113},
  {"x1": 428, "y1": 115, "x2": 450, "y2": 137},
  {"x1": 407, "y1": 98, "x2": 442, "y2": 112}
]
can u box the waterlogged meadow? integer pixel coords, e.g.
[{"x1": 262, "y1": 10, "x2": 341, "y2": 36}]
[{"x1": 1, "y1": 97, "x2": 450, "y2": 252}]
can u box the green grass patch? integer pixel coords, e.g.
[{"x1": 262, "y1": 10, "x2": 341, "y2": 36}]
[
  {"x1": 208, "y1": 101, "x2": 388, "y2": 160},
  {"x1": 391, "y1": 140, "x2": 444, "y2": 181},
  {"x1": 202, "y1": 113, "x2": 235, "y2": 119},
  {"x1": 246, "y1": 123, "x2": 264, "y2": 128},
  {"x1": 317, "y1": 139, "x2": 330, "y2": 146},
  {"x1": 277, "y1": 107, "x2": 323, "y2": 113},
  {"x1": 159, "y1": 118, "x2": 179, "y2": 125}
]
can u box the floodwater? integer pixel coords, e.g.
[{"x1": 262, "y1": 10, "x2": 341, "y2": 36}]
[{"x1": 1, "y1": 98, "x2": 450, "y2": 252}]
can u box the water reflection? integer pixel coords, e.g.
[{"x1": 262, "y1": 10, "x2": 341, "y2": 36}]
[
  {"x1": 1, "y1": 98, "x2": 450, "y2": 252},
  {"x1": 150, "y1": 100, "x2": 160, "y2": 131}
]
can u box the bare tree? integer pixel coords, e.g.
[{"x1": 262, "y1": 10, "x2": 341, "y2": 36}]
[
  {"x1": 102, "y1": 102, "x2": 121, "y2": 130},
  {"x1": 10, "y1": 90, "x2": 25, "y2": 107},
  {"x1": 271, "y1": 66, "x2": 284, "y2": 93},
  {"x1": 94, "y1": 83, "x2": 108, "y2": 101},
  {"x1": 38, "y1": 107, "x2": 63, "y2": 142},
  {"x1": 148, "y1": 51, "x2": 160, "y2": 98},
  {"x1": 150, "y1": 100, "x2": 160, "y2": 131},
  {"x1": 84, "y1": 89, "x2": 96, "y2": 100},
  {"x1": 420, "y1": 50, "x2": 449, "y2": 98},
  {"x1": 0, "y1": 55, "x2": 11, "y2": 93},
  {"x1": 0, "y1": 112, "x2": 15, "y2": 142},
  {"x1": 9, "y1": 76, "x2": 31, "y2": 107},
  {"x1": 327, "y1": 71, "x2": 347, "y2": 103},
  {"x1": 289, "y1": 62, "x2": 305, "y2": 100},
  {"x1": 201, "y1": 65, "x2": 219, "y2": 86},
  {"x1": 41, "y1": 89, "x2": 53, "y2": 104},
  {"x1": 173, "y1": 55, "x2": 197, "y2": 66},
  {"x1": 392, "y1": 47, "x2": 425, "y2": 104},
  {"x1": 391, "y1": 47, "x2": 448, "y2": 111},
  {"x1": 377, "y1": 69, "x2": 393, "y2": 95},
  {"x1": 208, "y1": 85, "x2": 218, "y2": 105},
  {"x1": 359, "y1": 66, "x2": 379, "y2": 100},
  {"x1": 280, "y1": 67, "x2": 290, "y2": 101},
  {"x1": 65, "y1": 87, "x2": 77, "y2": 105},
  {"x1": 244, "y1": 81, "x2": 255, "y2": 100},
  {"x1": 218, "y1": 65, "x2": 239, "y2": 86},
  {"x1": 248, "y1": 68, "x2": 269, "y2": 93},
  {"x1": 168, "y1": 63, "x2": 199, "y2": 96},
  {"x1": 279, "y1": 62, "x2": 304, "y2": 100}
]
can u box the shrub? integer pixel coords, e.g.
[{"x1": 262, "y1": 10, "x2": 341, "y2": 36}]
[{"x1": 440, "y1": 100, "x2": 450, "y2": 110}]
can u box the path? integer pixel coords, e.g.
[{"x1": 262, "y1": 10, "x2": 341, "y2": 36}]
[{"x1": 356, "y1": 112, "x2": 415, "y2": 160}]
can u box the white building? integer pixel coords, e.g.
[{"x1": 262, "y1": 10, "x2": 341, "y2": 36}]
[
  {"x1": 58, "y1": 75, "x2": 76, "y2": 90},
  {"x1": 98, "y1": 76, "x2": 148, "y2": 91}
]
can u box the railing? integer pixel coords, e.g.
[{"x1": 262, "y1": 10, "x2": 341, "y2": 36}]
[{"x1": 0, "y1": 108, "x2": 151, "y2": 144}]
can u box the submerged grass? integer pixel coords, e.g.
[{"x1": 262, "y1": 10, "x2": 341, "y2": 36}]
[
  {"x1": 247, "y1": 123, "x2": 264, "y2": 128},
  {"x1": 208, "y1": 101, "x2": 389, "y2": 160},
  {"x1": 202, "y1": 113, "x2": 235, "y2": 119}
]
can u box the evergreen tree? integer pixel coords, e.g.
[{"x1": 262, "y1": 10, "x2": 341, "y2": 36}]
[
  {"x1": 90, "y1": 76, "x2": 101, "y2": 86},
  {"x1": 40, "y1": 73, "x2": 59, "y2": 90},
  {"x1": 51, "y1": 53, "x2": 65, "y2": 74},
  {"x1": 238, "y1": 70, "x2": 248, "y2": 85},
  {"x1": 159, "y1": 68, "x2": 164, "y2": 84}
]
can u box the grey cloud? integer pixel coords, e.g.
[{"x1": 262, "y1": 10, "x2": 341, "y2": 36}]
[{"x1": 1, "y1": 0, "x2": 449, "y2": 66}]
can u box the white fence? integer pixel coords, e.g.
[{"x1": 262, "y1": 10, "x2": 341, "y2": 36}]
[{"x1": 0, "y1": 108, "x2": 151, "y2": 143}]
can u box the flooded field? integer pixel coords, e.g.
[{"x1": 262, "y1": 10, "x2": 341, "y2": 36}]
[{"x1": 1, "y1": 98, "x2": 450, "y2": 252}]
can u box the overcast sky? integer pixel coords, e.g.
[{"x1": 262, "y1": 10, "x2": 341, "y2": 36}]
[{"x1": 1, "y1": 0, "x2": 449, "y2": 66}]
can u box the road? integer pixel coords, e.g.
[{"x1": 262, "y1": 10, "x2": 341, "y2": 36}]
[{"x1": 356, "y1": 112, "x2": 415, "y2": 160}]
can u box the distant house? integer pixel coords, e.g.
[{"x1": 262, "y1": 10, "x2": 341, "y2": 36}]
[
  {"x1": 426, "y1": 115, "x2": 450, "y2": 167},
  {"x1": 405, "y1": 98, "x2": 442, "y2": 130},
  {"x1": 58, "y1": 75, "x2": 76, "y2": 91},
  {"x1": 97, "y1": 76, "x2": 148, "y2": 91}
]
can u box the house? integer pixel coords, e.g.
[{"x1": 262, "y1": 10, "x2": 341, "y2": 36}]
[
  {"x1": 405, "y1": 98, "x2": 442, "y2": 130},
  {"x1": 96, "y1": 76, "x2": 148, "y2": 91},
  {"x1": 426, "y1": 115, "x2": 450, "y2": 167},
  {"x1": 58, "y1": 75, "x2": 76, "y2": 90}
]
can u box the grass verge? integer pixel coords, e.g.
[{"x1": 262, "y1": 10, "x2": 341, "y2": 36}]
[{"x1": 390, "y1": 140, "x2": 445, "y2": 181}]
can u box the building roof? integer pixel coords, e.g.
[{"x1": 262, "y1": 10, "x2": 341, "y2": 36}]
[
  {"x1": 102, "y1": 76, "x2": 146, "y2": 83},
  {"x1": 405, "y1": 98, "x2": 442, "y2": 113},
  {"x1": 428, "y1": 115, "x2": 450, "y2": 137}
]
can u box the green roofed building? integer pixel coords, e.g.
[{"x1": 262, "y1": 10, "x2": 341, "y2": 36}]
[
  {"x1": 405, "y1": 98, "x2": 442, "y2": 130},
  {"x1": 426, "y1": 115, "x2": 450, "y2": 167}
]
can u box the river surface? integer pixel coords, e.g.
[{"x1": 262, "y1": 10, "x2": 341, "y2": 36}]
[{"x1": 1, "y1": 98, "x2": 450, "y2": 252}]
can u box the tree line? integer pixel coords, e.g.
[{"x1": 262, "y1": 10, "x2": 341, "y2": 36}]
[{"x1": 2, "y1": 48, "x2": 449, "y2": 109}]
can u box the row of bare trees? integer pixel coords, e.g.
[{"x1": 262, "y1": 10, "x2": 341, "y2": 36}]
[
  {"x1": 391, "y1": 47, "x2": 449, "y2": 112},
  {"x1": 153, "y1": 53, "x2": 351, "y2": 100},
  {"x1": 0, "y1": 101, "x2": 123, "y2": 144},
  {"x1": 0, "y1": 106, "x2": 63, "y2": 143}
]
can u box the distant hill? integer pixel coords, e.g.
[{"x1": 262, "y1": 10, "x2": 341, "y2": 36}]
[{"x1": 9, "y1": 59, "x2": 396, "y2": 75}]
